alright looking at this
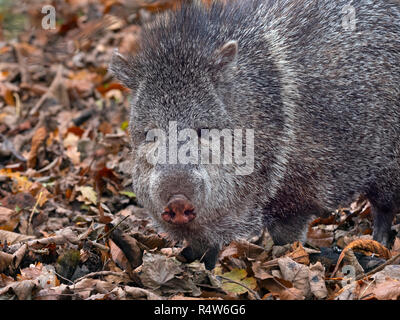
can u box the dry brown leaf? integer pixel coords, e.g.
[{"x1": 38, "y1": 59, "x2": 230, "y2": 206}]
[
  {"x1": 307, "y1": 226, "x2": 334, "y2": 247},
  {"x1": 12, "y1": 243, "x2": 28, "y2": 269},
  {"x1": 278, "y1": 257, "x2": 311, "y2": 298},
  {"x1": 123, "y1": 286, "x2": 161, "y2": 300},
  {"x1": 309, "y1": 262, "x2": 328, "y2": 299},
  {"x1": 0, "y1": 279, "x2": 38, "y2": 300},
  {"x1": 286, "y1": 242, "x2": 310, "y2": 265},
  {"x1": 252, "y1": 260, "x2": 273, "y2": 280},
  {"x1": 332, "y1": 239, "x2": 391, "y2": 277},
  {"x1": 27, "y1": 126, "x2": 47, "y2": 168},
  {"x1": 0, "y1": 251, "x2": 13, "y2": 273},
  {"x1": 371, "y1": 280, "x2": 400, "y2": 300},
  {"x1": 372, "y1": 265, "x2": 400, "y2": 283},
  {"x1": 4, "y1": 89, "x2": 15, "y2": 106},
  {"x1": 110, "y1": 229, "x2": 143, "y2": 269},
  {"x1": 132, "y1": 232, "x2": 168, "y2": 250},
  {"x1": 0, "y1": 206, "x2": 20, "y2": 231},
  {"x1": 279, "y1": 287, "x2": 305, "y2": 300},
  {"x1": 219, "y1": 240, "x2": 265, "y2": 261},
  {"x1": 391, "y1": 237, "x2": 400, "y2": 258},
  {"x1": 0, "y1": 274, "x2": 14, "y2": 287},
  {"x1": 0, "y1": 230, "x2": 35, "y2": 245},
  {"x1": 108, "y1": 239, "x2": 132, "y2": 273},
  {"x1": 139, "y1": 253, "x2": 183, "y2": 290}
]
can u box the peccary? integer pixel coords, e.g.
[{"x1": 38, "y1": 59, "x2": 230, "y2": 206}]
[{"x1": 110, "y1": 0, "x2": 400, "y2": 269}]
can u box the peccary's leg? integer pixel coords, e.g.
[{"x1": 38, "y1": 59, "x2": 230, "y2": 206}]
[
  {"x1": 364, "y1": 167, "x2": 399, "y2": 247},
  {"x1": 264, "y1": 210, "x2": 316, "y2": 245},
  {"x1": 369, "y1": 203, "x2": 396, "y2": 247},
  {"x1": 181, "y1": 245, "x2": 220, "y2": 270}
]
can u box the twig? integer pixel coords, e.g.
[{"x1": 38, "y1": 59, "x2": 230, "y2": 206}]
[
  {"x1": 96, "y1": 215, "x2": 130, "y2": 241},
  {"x1": 358, "y1": 278, "x2": 376, "y2": 300},
  {"x1": 28, "y1": 191, "x2": 43, "y2": 228},
  {"x1": 86, "y1": 240, "x2": 110, "y2": 252},
  {"x1": 29, "y1": 64, "x2": 63, "y2": 115},
  {"x1": 355, "y1": 252, "x2": 400, "y2": 281},
  {"x1": 73, "y1": 271, "x2": 128, "y2": 284},
  {"x1": 13, "y1": 43, "x2": 31, "y2": 84},
  {"x1": 216, "y1": 275, "x2": 261, "y2": 300},
  {"x1": 54, "y1": 271, "x2": 75, "y2": 285}
]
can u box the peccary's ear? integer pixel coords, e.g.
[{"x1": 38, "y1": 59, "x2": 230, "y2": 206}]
[
  {"x1": 212, "y1": 40, "x2": 238, "y2": 71},
  {"x1": 109, "y1": 49, "x2": 138, "y2": 89}
]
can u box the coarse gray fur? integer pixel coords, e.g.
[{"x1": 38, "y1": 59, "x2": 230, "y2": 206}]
[{"x1": 110, "y1": 0, "x2": 400, "y2": 269}]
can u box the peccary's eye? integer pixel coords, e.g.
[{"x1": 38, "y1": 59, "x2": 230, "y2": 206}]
[{"x1": 143, "y1": 130, "x2": 152, "y2": 142}]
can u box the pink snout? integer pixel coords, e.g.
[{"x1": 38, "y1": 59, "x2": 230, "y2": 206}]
[{"x1": 161, "y1": 195, "x2": 196, "y2": 225}]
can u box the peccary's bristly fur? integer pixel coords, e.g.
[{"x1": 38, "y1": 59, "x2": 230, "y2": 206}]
[{"x1": 110, "y1": 0, "x2": 400, "y2": 269}]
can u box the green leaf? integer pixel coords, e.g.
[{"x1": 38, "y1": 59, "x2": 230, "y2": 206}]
[
  {"x1": 120, "y1": 190, "x2": 136, "y2": 198},
  {"x1": 121, "y1": 121, "x2": 129, "y2": 131},
  {"x1": 217, "y1": 268, "x2": 257, "y2": 295}
]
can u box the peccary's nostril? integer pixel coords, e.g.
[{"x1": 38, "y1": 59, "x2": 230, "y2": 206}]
[{"x1": 161, "y1": 195, "x2": 196, "y2": 225}]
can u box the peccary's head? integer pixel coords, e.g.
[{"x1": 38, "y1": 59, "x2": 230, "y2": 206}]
[{"x1": 109, "y1": 4, "x2": 261, "y2": 250}]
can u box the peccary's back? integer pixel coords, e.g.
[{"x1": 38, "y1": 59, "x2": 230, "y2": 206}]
[{"x1": 272, "y1": 0, "x2": 400, "y2": 205}]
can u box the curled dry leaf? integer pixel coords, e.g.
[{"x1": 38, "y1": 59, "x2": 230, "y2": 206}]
[
  {"x1": 108, "y1": 238, "x2": 132, "y2": 274},
  {"x1": 110, "y1": 228, "x2": 142, "y2": 269},
  {"x1": 307, "y1": 226, "x2": 334, "y2": 248},
  {"x1": 332, "y1": 239, "x2": 391, "y2": 277},
  {"x1": 12, "y1": 243, "x2": 28, "y2": 270}
]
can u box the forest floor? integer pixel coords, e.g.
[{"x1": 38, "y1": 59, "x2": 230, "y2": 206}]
[{"x1": 0, "y1": 0, "x2": 399, "y2": 300}]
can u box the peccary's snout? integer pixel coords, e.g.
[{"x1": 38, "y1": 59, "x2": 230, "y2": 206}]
[
  {"x1": 150, "y1": 165, "x2": 207, "y2": 225},
  {"x1": 162, "y1": 194, "x2": 196, "y2": 225}
]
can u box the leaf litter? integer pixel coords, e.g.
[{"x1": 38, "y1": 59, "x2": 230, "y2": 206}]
[{"x1": 0, "y1": 0, "x2": 399, "y2": 300}]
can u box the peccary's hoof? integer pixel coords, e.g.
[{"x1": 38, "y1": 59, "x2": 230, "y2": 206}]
[
  {"x1": 201, "y1": 247, "x2": 219, "y2": 270},
  {"x1": 179, "y1": 246, "x2": 219, "y2": 270},
  {"x1": 180, "y1": 246, "x2": 197, "y2": 262}
]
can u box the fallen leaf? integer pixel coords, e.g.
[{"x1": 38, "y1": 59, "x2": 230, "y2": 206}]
[
  {"x1": 332, "y1": 239, "x2": 391, "y2": 276},
  {"x1": 216, "y1": 268, "x2": 257, "y2": 295},
  {"x1": 278, "y1": 257, "x2": 311, "y2": 298},
  {"x1": 0, "y1": 206, "x2": 20, "y2": 231},
  {"x1": 309, "y1": 262, "x2": 328, "y2": 299},
  {"x1": 0, "y1": 252, "x2": 13, "y2": 273},
  {"x1": 0, "y1": 230, "x2": 35, "y2": 244},
  {"x1": 76, "y1": 186, "x2": 98, "y2": 205},
  {"x1": 27, "y1": 126, "x2": 47, "y2": 168},
  {"x1": 139, "y1": 253, "x2": 182, "y2": 290},
  {"x1": 372, "y1": 280, "x2": 400, "y2": 300}
]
